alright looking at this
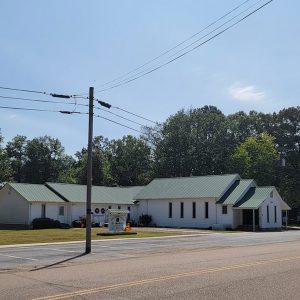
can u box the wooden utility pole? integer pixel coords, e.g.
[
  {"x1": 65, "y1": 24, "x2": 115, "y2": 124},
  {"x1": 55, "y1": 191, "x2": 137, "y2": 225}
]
[{"x1": 85, "y1": 87, "x2": 94, "y2": 253}]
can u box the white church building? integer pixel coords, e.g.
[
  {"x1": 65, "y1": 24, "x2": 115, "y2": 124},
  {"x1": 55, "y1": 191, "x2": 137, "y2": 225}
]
[
  {"x1": 133, "y1": 174, "x2": 290, "y2": 230},
  {"x1": 0, "y1": 174, "x2": 291, "y2": 230}
]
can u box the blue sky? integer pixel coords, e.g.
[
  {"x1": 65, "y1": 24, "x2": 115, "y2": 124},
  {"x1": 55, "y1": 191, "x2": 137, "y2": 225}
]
[{"x1": 0, "y1": 0, "x2": 299, "y2": 155}]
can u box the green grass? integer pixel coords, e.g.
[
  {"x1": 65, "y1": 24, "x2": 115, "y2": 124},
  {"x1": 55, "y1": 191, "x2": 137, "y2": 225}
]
[{"x1": 0, "y1": 228, "x2": 183, "y2": 246}]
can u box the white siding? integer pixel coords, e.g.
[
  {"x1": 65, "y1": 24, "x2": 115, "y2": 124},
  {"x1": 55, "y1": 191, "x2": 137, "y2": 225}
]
[
  {"x1": 0, "y1": 185, "x2": 29, "y2": 225},
  {"x1": 69, "y1": 203, "x2": 134, "y2": 225},
  {"x1": 138, "y1": 198, "x2": 217, "y2": 228},
  {"x1": 259, "y1": 193, "x2": 282, "y2": 229},
  {"x1": 216, "y1": 204, "x2": 234, "y2": 229},
  {"x1": 30, "y1": 203, "x2": 62, "y2": 223},
  {"x1": 129, "y1": 205, "x2": 138, "y2": 223},
  {"x1": 232, "y1": 209, "x2": 243, "y2": 229},
  {"x1": 70, "y1": 203, "x2": 85, "y2": 222}
]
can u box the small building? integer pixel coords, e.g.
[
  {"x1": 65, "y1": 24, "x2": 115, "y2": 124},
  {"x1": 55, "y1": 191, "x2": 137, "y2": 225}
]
[{"x1": 134, "y1": 174, "x2": 291, "y2": 230}]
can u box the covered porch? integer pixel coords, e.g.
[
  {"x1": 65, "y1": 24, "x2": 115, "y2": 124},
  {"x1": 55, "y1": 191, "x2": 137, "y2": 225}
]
[{"x1": 233, "y1": 186, "x2": 291, "y2": 231}]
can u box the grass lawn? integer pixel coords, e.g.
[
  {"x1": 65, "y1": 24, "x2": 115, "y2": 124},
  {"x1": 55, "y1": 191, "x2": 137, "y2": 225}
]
[{"x1": 0, "y1": 228, "x2": 184, "y2": 246}]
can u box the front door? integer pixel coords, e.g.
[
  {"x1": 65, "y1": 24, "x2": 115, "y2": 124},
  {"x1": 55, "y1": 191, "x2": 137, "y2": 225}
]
[{"x1": 242, "y1": 209, "x2": 259, "y2": 227}]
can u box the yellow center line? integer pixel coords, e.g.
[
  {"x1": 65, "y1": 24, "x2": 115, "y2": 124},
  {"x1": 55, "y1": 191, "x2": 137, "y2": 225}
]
[{"x1": 32, "y1": 255, "x2": 300, "y2": 300}]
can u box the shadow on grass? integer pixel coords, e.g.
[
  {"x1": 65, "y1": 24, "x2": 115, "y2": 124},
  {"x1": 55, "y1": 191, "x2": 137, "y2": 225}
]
[{"x1": 30, "y1": 252, "x2": 88, "y2": 272}]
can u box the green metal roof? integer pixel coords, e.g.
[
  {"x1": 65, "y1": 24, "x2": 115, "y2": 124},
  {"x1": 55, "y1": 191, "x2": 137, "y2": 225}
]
[
  {"x1": 9, "y1": 183, "x2": 65, "y2": 203},
  {"x1": 46, "y1": 183, "x2": 144, "y2": 205},
  {"x1": 134, "y1": 174, "x2": 240, "y2": 200},
  {"x1": 218, "y1": 179, "x2": 256, "y2": 205},
  {"x1": 234, "y1": 187, "x2": 274, "y2": 209}
]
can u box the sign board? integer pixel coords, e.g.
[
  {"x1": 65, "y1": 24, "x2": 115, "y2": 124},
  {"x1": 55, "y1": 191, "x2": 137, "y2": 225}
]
[{"x1": 107, "y1": 209, "x2": 129, "y2": 232}]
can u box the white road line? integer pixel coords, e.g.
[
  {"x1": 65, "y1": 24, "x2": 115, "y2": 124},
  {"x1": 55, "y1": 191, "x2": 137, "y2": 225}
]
[
  {"x1": 0, "y1": 253, "x2": 37, "y2": 261},
  {"x1": 39, "y1": 247, "x2": 78, "y2": 253},
  {"x1": 1, "y1": 247, "x2": 78, "y2": 253}
]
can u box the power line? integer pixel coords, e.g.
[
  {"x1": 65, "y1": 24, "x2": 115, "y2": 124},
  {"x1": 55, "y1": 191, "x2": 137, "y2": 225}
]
[
  {"x1": 0, "y1": 86, "x2": 88, "y2": 100},
  {"x1": 0, "y1": 95, "x2": 88, "y2": 108},
  {"x1": 94, "y1": 114, "x2": 146, "y2": 135},
  {"x1": 0, "y1": 104, "x2": 154, "y2": 141},
  {"x1": 0, "y1": 94, "x2": 158, "y2": 128},
  {"x1": 98, "y1": 0, "x2": 264, "y2": 93},
  {"x1": 91, "y1": 0, "x2": 272, "y2": 94},
  {"x1": 96, "y1": 98, "x2": 158, "y2": 125},
  {"x1": 0, "y1": 86, "x2": 48, "y2": 95},
  {"x1": 76, "y1": 0, "x2": 252, "y2": 96},
  {"x1": 0, "y1": 105, "x2": 87, "y2": 115},
  {"x1": 95, "y1": 106, "x2": 148, "y2": 127},
  {"x1": 112, "y1": 106, "x2": 158, "y2": 125}
]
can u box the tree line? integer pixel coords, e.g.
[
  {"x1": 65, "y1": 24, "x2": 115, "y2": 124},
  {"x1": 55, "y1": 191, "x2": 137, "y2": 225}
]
[{"x1": 0, "y1": 105, "x2": 299, "y2": 210}]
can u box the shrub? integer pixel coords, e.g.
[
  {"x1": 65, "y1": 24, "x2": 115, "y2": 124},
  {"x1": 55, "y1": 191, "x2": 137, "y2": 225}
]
[
  {"x1": 139, "y1": 214, "x2": 152, "y2": 227},
  {"x1": 32, "y1": 218, "x2": 61, "y2": 229}
]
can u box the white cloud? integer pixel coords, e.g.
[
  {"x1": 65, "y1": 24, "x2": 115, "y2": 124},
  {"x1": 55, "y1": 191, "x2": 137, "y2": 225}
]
[
  {"x1": 8, "y1": 114, "x2": 17, "y2": 119},
  {"x1": 228, "y1": 84, "x2": 266, "y2": 102}
]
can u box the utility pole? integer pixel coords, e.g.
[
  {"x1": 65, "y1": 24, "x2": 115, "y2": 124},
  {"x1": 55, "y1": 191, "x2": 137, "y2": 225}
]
[{"x1": 85, "y1": 87, "x2": 94, "y2": 254}]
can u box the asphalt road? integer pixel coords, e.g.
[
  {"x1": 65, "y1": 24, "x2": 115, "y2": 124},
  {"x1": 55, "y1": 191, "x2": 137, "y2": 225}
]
[{"x1": 1, "y1": 231, "x2": 300, "y2": 299}]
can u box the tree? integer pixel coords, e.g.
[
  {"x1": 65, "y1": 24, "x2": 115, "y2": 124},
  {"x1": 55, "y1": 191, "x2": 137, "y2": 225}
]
[
  {"x1": 154, "y1": 109, "x2": 192, "y2": 177},
  {"x1": 189, "y1": 106, "x2": 233, "y2": 176},
  {"x1": 230, "y1": 133, "x2": 279, "y2": 185},
  {"x1": 154, "y1": 106, "x2": 233, "y2": 177},
  {"x1": 272, "y1": 107, "x2": 300, "y2": 209},
  {"x1": 108, "y1": 135, "x2": 153, "y2": 186},
  {"x1": 227, "y1": 110, "x2": 274, "y2": 144},
  {"x1": 75, "y1": 136, "x2": 111, "y2": 186},
  {"x1": 57, "y1": 155, "x2": 77, "y2": 184},
  {"x1": 6, "y1": 135, "x2": 27, "y2": 182},
  {"x1": 0, "y1": 130, "x2": 13, "y2": 182},
  {"x1": 23, "y1": 136, "x2": 68, "y2": 183}
]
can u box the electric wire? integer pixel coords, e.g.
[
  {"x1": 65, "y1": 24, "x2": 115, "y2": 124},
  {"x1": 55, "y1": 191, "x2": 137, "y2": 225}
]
[
  {"x1": 0, "y1": 105, "x2": 87, "y2": 114},
  {"x1": 94, "y1": 98, "x2": 158, "y2": 125},
  {"x1": 90, "y1": 0, "x2": 272, "y2": 94},
  {"x1": 88, "y1": 0, "x2": 252, "y2": 90},
  {"x1": 95, "y1": 106, "x2": 148, "y2": 127},
  {"x1": 0, "y1": 105, "x2": 154, "y2": 138},
  {"x1": 0, "y1": 86, "x2": 87, "y2": 100},
  {"x1": 0, "y1": 94, "x2": 157, "y2": 128},
  {"x1": 112, "y1": 106, "x2": 158, "y2": 125},
  {"x1": 0, "y1": 95, "x2": 88, "y2": 108},
  {"x1": 0, "y1": 86, "x2": 48, "y2": 95},
  {"x1": 94, "y1": 114, "x2": 146, "y2": 135},
  {"x1": 97, "y1": 0, "x2": 264, "y2": 93}
]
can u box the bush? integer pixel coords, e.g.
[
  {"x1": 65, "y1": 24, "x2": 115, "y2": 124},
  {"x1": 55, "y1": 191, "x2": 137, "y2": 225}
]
[
  {"x1": 139, "y1": 214, "x2": 152, "y2": 227},
  {"x1": 32, "y1": 218, "x2": 61, "y2": 229}
]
